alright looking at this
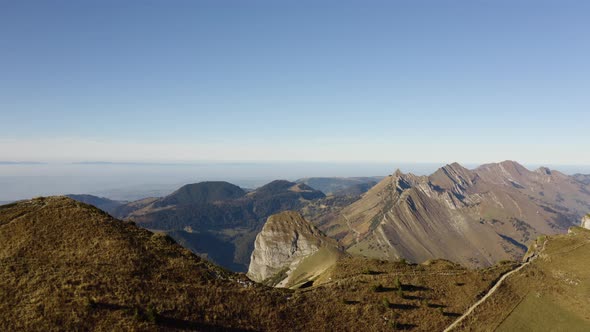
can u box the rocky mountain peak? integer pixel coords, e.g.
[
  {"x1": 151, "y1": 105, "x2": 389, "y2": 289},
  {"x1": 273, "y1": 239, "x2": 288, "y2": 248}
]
[
  {"x1": 536, "y1": 166, "x2": 552, "y2": 175},
  {"x1": 429, "y1": 162, "x2": 475, "y2": 191},
  {"x1": 479, "y1": 160, "x2": 530, "y2": 177}
]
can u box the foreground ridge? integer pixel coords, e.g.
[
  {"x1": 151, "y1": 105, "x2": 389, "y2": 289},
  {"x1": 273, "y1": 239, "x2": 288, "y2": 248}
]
[
  {"x1": 443, "y1": 238, "x2": 547, "y2": 331},
  {"x1": 1, "y1": 196, "x2": 523, "y2": 331}
]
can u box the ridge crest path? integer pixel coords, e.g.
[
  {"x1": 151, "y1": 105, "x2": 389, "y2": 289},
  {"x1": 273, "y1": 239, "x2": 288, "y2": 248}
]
[{"x1": 443, "y1": 240, "x2": 547, "y2": 332}]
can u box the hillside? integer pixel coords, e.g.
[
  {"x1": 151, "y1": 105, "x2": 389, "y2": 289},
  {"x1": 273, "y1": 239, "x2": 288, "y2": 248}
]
[
  {"x1": 0, "y1": 197, "x2": 518, "y2": 331},
  {"x1": 573, "y1": 173, "x2": 590, "y2": 185},
  {"x1": 154, "y1": 181, "x2": 246, "y2": 207},
  {"x1": 318, "y1": 161, "x2": 590, "y2": 267},
  {"x1": 66, "y1": 194, "x2": 124, "y2": 215},
  {"x1": 0, "y1": 197, "x2": 292, "y2": 331},
  {"x1": 450, "y1": 226, "x2": 590, "y2": 331},
  {"x1": 115, "y1": 180, "x2": 327, "y2": 271},
  {"x1": 297, "y1": 177, "x2": 383, "y2": 196}
]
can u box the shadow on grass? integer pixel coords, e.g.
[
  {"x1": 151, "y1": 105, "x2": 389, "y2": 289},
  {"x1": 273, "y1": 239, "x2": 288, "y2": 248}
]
[
  {"x1": 93, "y1": 302, "x2": 254, "y2": 331},
  {"x1": 395, "y1": 323, "x2": 417, "y2": 330},
  {"x1": 426, "y1": 303, "x2": 447, "y2": 309},
  {"x1": 389, "y1": 303, "x2": 419, "y2": 310},
  {"x1": 342, "y1": 300, "x2": 360, "y2": 305},
  {"x1": 93, "y1": 302, "x2": 128, "y2": 310},
  {"x1": 373, "y1": 286, "x2": 397, "y2": 293},
  {"x1": 401, "y1": 284, "x2": 430, "y2": 292},
  {"x1": 443, "y1": 312, "x2": 461, "y2": 318},
  {"x1": 298, "y1": 280, "x2": 314, "y2": 289},
  {"x1": 157, "y1": 315, "x2": 255, "y2": 331}
]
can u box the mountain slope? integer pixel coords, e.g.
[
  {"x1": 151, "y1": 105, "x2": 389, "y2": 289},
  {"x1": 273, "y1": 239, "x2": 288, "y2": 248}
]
[
  {"x1": 451, "y1": 226, "x2": 590, "y2": 331},
  {"x1": 115, "y1": 180, "x2": 326, "y2": 271},
  {"x1": 0, "y1": 196, "x2": 293, "y2": 331},
  {"x1": 297, "y1": 177, "x2": 383, "y2": 196},
  {"x1": 66, "y1": 194, "x2": 124, "y2": 214},
  {"x1": 154, "y1": 181, "x2": 246, "y2": 207},
  {"x1": 318, "y1": 161, "x2": 590, "y2": 267}
]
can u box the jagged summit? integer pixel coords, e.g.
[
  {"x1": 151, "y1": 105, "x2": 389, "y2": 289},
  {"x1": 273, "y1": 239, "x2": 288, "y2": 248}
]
[
  {"x1": 476, "y1": 160, "x2": 531, "y2": 180},
  {"x1": 319, "y1": 161, "x2": 590, "y2": 268},
  {"x1": 430, "y1": 162, "x2": 475, "y2": 191}
]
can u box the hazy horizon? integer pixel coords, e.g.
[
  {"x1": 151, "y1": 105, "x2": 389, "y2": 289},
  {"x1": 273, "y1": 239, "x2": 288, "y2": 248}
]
[{"x1": 1, "y1": 160, "x2": 589, "y2": 202}]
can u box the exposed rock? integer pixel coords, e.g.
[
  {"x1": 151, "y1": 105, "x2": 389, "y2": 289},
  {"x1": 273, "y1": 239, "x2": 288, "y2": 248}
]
[
  {"x1": 582, "y1": 214, "x2": 590, "y2": 229},
  {"x1": 247, "y1": 211, "x2": 340, "y2": 287}
]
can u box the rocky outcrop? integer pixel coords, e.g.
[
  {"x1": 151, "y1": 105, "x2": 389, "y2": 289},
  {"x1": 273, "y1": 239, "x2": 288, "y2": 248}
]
[
  {"x1": 582, "y1": 214, "x2": 590, "y2": 229},
  {"x1": 247, "y1": 211, "x2": 340, "y2": 287}
]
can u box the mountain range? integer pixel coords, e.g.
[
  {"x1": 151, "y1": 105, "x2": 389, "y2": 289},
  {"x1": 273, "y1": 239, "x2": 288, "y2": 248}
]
[
  {"x1": 62, "y1": 161, "x2": 590, "y2": 273},
  {"x1": 318, "y1": 161, "x2": 590, "y2": 267}
]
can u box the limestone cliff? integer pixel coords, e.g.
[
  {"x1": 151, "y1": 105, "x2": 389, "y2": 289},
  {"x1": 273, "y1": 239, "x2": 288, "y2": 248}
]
[{"x1": 247, "y1": 211, "x2": 341, "y2": 287}]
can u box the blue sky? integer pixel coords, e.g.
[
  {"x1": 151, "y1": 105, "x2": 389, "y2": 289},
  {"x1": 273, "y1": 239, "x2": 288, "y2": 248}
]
[{"x1": 1, "y1": 0, "x2": 589, "y2": 164}]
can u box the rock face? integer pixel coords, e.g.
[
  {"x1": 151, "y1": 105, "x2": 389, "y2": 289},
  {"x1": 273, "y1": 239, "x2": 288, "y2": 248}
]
[
  {"x1": 248, "y1": 211, "x2": 339, "y2": 287},
  {"x1": 582, "y1": 215, "x2": 590, "y2": 229},
  {"x1": 318, "y1": 161, "x2": 590, "y2": 268}
]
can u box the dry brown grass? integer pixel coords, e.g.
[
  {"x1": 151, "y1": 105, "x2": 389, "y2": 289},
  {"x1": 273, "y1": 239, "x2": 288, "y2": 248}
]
[{"x1": 0, "y1": 197, "x2": 514, "y2": 331}]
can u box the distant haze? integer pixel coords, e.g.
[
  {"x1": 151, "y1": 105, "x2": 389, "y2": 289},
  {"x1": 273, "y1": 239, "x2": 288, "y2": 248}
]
[{"x1": 1, "y1": 161, "x2": 589, "y2": 202}]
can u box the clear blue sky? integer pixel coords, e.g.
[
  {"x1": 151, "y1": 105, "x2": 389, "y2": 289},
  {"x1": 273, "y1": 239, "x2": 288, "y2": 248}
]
[{"x1": 1, "y1": 0, "x2": 589, "y2": 164}]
